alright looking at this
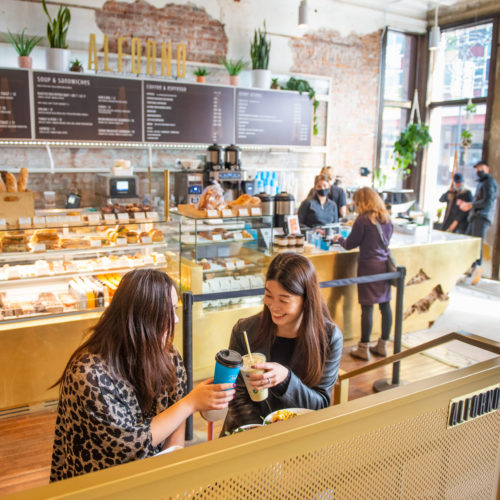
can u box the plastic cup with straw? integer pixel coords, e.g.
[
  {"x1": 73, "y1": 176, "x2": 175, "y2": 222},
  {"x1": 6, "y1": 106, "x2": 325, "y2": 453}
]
[{"x1": 241, "y1": 330, "x2": 268, "y2": 402}]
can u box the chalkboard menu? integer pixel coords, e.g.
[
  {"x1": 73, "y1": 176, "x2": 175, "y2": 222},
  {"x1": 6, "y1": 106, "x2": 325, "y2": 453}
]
[
  {"x1": 143, "y1": 81, "x2": 234, "y2": 144},
  {"x1": 236, "y1": 88, "x2": 312, "y2": 146},
  {"x1": 33, "y1": 72, "x2": 142, "y2": 141},
  {"x1": 0, "y1": 68, "x2": 32, "y2": 139}
]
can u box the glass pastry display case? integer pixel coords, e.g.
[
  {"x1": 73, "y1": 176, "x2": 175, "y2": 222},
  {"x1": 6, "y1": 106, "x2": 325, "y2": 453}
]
[
  {"x1": 167, "y1": 212, "x2": 274, "y2": 309},
  {"x1": 0, "y1": 211, "x2": 178, "y2": 323}
]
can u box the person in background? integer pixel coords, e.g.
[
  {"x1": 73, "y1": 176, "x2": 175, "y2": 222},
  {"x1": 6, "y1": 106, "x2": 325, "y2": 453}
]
[
  {"x1": 307, "y1": 167, "x2": 347, "y2": 218},
  {"x1": 50, "y1": 269, "x2": 235, "y2": 481},
  {"x1": 439, "y1": 172, "x2": 473, "y2": 234},
  {"x1": 222, "y1": 252, "x2": 343, "y2": 434},
  {"x1": 333, "y1": 187, "x2": 393, "y2": 361},
  {"x1": 299, "y1": 174, "x2": 339, "y2": 227},
  {"x1": 458, "y1": 161, "x2": 498, "y2": 284}
]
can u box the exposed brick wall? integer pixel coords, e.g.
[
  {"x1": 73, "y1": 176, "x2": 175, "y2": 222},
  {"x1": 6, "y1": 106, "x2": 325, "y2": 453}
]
[
  {"x1": 290, "y1": 29, "x2": 381, "y2": 186},
  {"x1": 95, "y1": 0, "x2": 228, "y2": 63}
]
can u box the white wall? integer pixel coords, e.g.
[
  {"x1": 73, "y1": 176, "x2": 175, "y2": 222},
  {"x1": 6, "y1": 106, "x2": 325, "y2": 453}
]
[{"x1": 0, "y1": 0, "x2": 427, "y2": 73}]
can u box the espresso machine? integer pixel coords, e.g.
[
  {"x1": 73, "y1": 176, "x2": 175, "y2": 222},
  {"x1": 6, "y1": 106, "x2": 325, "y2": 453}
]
[
  {"x1": 95, "y1": 174, "x2": 140, "y2": 205},
  {"x1": 205, "y1": 143, "x2": 247, "y2": 201},
  {"x1": 171, "y1": 171, "x2": 204, "y2": 205}
]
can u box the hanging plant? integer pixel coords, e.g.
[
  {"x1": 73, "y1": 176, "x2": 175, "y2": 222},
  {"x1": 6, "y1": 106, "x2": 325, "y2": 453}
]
[
  {"x1": 281, "y1": 77, "x2": 319, "y2": 136},
  {"x1": 460, "y1": 100, "x2": 476, "y2": 148},
  {"x1": 393, "y1": 122, "x2": 432, "y2": 175}
]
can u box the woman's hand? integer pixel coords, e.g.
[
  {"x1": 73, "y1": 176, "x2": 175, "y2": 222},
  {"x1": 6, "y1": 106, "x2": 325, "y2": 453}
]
[
  {"x1": 186, "y1": 378, "x2": 235, "y2": 412},
  {"x1": 332, "y1": 234, "x2": 341, "y2": 242},
  {"x1": 248, "y1": 362, "x2": 289, "y2": 389}
]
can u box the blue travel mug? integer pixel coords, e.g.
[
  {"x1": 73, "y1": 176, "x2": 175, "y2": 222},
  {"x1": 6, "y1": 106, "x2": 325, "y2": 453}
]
[
  {"x1": 202, "y1": 349, "x2": 242, "y2": 422},
  {"x1": 213, "y1": 349, "x2": 243, "y2": 385}
]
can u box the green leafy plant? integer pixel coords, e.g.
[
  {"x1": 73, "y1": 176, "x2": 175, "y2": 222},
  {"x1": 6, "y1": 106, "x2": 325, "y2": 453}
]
[
  {"x1": 281, "y1": 77, "x2": 319, "y2": 135},
  {"x1": 193, "y1": 67, "x2": 209, "y2": 77},
  {"x1": 393, "y1": 123, "x2": 432, "y2": 175},
  {"x1": 5, "y1": 29, "x2": 43, "y2": 56},
  {"x1": 461, "y1": 100, "x2": 477, "y2": 148},
  {"x1": 250, "y1": 22, "x2": 271, "y2": 70},
  {"x1": 220, "y1": 57, "x2": 249, "y2": 76},
  {"x1": 42, "y1": 0, "x2": 71, "y2": 49},
  {"x1": 271, "y1": 77, "x2": 280, "y2": 89},
  {"x1": 70, "y1": 58, "x2": 84, "y2": 72},
  {"x1": 373, "y1": 167, "x2": 388, "y2": 191}
]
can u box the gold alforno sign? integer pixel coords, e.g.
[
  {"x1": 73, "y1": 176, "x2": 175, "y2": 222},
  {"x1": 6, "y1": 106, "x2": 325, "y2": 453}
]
[
  {"x1": 447, "y1": 383, "x2": 500, "y2": 428},
  {"x1": 88, "y1": 34, "x2": 187, "y2": 78}
]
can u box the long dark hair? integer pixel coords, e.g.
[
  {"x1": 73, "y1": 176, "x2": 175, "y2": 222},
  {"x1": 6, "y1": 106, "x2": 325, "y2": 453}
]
[
  {"x1": 53, "y1": 269, "x2": 178, "y2": 414},
  {"x1": 253, "y1": 252, "x2": 332, "y2": 387}
]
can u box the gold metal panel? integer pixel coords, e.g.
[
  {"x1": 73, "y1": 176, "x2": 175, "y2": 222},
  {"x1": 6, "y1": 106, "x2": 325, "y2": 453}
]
[{"x1": 8, "y1": 358, "x2": 499, "y2": 499}]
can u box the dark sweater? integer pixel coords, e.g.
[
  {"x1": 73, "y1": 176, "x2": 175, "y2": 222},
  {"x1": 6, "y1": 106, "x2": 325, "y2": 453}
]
[{"x1": 471, "y1": 174, "x2": 498, "y2": 223}]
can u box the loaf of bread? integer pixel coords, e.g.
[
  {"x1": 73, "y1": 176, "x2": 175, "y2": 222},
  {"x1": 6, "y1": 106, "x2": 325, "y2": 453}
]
[
  {"x1": 2, "y1": 172, "x2": 17, "y2": 192},
  {"x1": 0, "y1": 176, "x2": 6, "y2": 193},
  {"x1": 16, "y1": 167, "x2": 28, "y2": 192}
]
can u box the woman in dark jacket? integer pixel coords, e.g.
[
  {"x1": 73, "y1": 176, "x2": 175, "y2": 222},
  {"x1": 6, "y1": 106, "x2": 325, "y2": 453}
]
[
  {"x1": 222, "y1": 252, "x2": 343, "y2": 434},
  {"x1": 334, "y1": 187, "x2": 393, "y2": 361},
  {"x1": 298, "y1": 174, "x2": 339, "y2": 227}
]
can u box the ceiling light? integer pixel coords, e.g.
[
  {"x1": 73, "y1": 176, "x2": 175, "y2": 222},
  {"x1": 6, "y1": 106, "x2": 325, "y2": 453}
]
[
  {"x1": 298, "y1": 0, "x2": 309, "y2": 28},
  {"x1": 429, "y1": 5, "x2": 440, "y2": 50}
]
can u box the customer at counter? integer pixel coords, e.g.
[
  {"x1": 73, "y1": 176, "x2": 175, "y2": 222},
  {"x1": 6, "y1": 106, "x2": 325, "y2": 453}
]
[
  {"x1": 50, "y1": 269, "x2": 235, "y2": 481},
  {"x1": 333, "y1": 187, "x2": 393, "y2": 361},
  {"x1": 438, "y1": 172, "x2": 472, "y2": 233},
  {"x1": 298, "y1": 174, "x2": 339, "y2": 227},
  {"x1": 222, "y1": 252, "x2": 343, "y2": 434}
]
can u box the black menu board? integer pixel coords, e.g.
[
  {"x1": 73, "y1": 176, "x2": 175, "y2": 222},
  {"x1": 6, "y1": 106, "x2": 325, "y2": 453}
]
[
  {"x1": 0, "y1": 68, "x2": 32, "y2": 139},
  {"x1": 236, "y1": 88, "x2": 312, "y2": 146},
  {"x1": 33, "y1": 72, "x2": 142, "y2": 141},
  {"x1": 144, "y1": 81, "x2": 234, "y2": 144}
]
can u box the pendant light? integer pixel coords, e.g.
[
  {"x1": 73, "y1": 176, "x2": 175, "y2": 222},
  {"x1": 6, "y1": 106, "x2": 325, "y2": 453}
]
[
  {"x1": 298, "y1": 0, "x2": 309, "y2": 28},
  {"x1": 429, "y1": 5, "x2": 441, "y2": 50}
]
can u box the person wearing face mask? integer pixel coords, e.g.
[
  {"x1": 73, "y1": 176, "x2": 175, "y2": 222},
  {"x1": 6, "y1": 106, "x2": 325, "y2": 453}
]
[
  {"x1": 306, "y1": 167, "x2": 347, "y2": 218},
  {"x1": 50, "y1": 269, "x2": 235, "y2": 481},
  {"x1": 438, "y1": 172, "x2": 473, "y2": 233},
  {"x1": 221, "y1": 252, "x2": 343, "y2": 434},
  {"x1": 457, "y1": 162, "x2": 498, "y2": 284},
  {"x1": 298, "y1": 174, "x2": 339, "y2": 227}
]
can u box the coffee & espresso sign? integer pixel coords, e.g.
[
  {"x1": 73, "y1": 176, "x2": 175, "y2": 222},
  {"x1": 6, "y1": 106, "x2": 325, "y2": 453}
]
[{"x1": 88, "y1": 34, "x2": 187, "y2": 78}]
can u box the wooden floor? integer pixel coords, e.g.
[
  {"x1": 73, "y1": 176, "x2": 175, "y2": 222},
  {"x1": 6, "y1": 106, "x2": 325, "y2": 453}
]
[{"x1": 0, "y1": 341, "x2": 456, "y2": 496}]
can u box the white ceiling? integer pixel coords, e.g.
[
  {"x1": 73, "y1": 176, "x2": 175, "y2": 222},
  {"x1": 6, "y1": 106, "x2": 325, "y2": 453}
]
[{"x1": 328, "y1": 0, "x2": 463, "y2": 20}]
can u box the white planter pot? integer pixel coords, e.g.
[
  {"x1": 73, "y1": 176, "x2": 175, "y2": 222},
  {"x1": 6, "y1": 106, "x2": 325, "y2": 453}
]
[
  {"x1": 251, "y1": 69, "x2": 271, "y2": 89},
  {"x1": 46, "y1": 48, "x2": 70, "y2": 71}
]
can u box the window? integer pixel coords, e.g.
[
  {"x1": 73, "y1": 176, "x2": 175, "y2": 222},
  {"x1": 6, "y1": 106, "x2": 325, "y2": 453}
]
[
  {"x1": 377, "y1": 30, "x2": 418, "y2": 189},
  {"x1": 424, "y1": 21, "x2": 493, "y2": 216}
]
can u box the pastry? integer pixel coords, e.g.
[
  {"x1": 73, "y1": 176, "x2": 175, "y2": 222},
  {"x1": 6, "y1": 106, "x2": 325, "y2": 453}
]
[
  {"x1": 149, "y1": 229, "x2": 164, "y2": 242},
  {"x1": 126, "y1": 231, "x2": 138, "y2": 244},
  {"x1": 16, "y1": 167, "x2": 28, "y2": 192},
  {"x1": 197, "y1": 186, "x2": 225, "y2": 211}
]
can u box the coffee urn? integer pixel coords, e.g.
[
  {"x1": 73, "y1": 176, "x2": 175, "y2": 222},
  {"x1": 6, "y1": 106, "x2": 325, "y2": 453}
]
[
  {"x1": 256, "y1": 192, "x2": 274, "y2": 216},
  {"x1": 206, "y1": 144, "x2": 223, "y2": 171},
  {"x1": 224, "y1": 144, "x2": 241, "y2": 170},
  {"x1": 274, "y1": 192, "x2": 295, "y2": 230}
]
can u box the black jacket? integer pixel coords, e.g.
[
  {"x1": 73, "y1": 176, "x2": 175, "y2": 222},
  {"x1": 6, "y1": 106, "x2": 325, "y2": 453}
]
[
  {"x1": 439, "y1": 188, "x2": 473, "y2": 233},
  {"x1": 221, "y1": 313, "x2": 343, "y2": 434},
  {"x1": 471, "y1": 174, "x2": 498, "y2": 223},
  {"x1": 298, "y1": 195, "x2": 338, "y2": 227}
]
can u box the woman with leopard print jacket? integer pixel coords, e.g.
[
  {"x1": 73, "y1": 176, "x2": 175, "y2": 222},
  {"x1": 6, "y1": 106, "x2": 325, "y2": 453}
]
[{"x1": 50, "y1": 269, "x2": 235, "y2": 481}]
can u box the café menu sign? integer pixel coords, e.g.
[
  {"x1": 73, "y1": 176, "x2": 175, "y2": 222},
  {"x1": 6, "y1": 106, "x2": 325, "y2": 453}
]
[
  {"x1": 0, "y1": 67, "x2": 313, "y2": 146},
  {"x1": 0, "y1": 68, "x2": 32, "y2": 139},
  {"x1": 33, "y1": 71, "x2": 142, "y2": 142},
  {"x1": 144, "y1": 81, "x2": 234, "y2": 144}
]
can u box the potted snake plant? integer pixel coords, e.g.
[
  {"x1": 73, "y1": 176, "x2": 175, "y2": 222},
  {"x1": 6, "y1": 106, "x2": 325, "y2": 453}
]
[
  {"x1": 42, "y1": 0, "x2": 71, "y2": 71},
  {"x1": 250, "y1": 22, "x2": 271, "y2": 88}
]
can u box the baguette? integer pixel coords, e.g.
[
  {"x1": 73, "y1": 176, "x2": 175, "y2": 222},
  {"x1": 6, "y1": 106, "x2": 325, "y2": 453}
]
[
  {"x1": 0, "y1": 176, "x2": 6, "y2": 193},
  {"x1": 4, "y1": 172, "x2": 17, "y2": 193},
  {"x1": 16, "y1": 167, "x2": 29, "y2": 192}
]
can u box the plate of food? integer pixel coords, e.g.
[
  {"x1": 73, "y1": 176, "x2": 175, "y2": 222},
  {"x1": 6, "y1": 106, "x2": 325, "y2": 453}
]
[{"x1": 264, "y1": 408, "x2": 313, "y2": 424}]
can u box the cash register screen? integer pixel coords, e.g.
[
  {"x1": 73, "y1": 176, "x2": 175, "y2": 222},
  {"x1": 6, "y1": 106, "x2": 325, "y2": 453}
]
[{"x1": 116, "y1": 180, "x2": 129, "y2": 192}]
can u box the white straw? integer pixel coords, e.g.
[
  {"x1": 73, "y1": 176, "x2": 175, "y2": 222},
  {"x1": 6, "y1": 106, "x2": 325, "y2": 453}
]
[{"x1": 242, "y1": 331, "x2": 253, "y2": 362}]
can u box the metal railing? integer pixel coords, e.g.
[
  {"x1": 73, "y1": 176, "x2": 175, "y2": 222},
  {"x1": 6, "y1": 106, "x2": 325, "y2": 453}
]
[{"x1": 182, "y1": 266, "x2": 407, "y2": 440}]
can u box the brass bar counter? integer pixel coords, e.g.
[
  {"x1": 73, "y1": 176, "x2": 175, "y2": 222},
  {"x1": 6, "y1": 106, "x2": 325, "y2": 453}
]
[{"x1": 0, "y1": 230, "x2": 480, "y2": 410}]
